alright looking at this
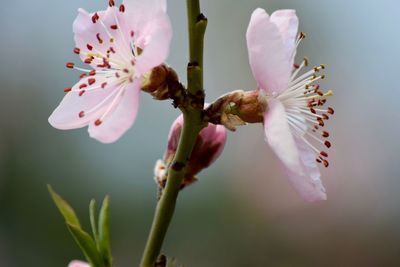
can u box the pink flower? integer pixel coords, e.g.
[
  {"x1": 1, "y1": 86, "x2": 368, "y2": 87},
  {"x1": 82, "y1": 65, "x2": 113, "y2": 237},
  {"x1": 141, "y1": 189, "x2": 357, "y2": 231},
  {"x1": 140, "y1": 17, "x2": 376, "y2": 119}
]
[
  {"x1": 68, "y1": 260, "x2": 90, "y2": 267},
  {"x1": 246, "y1": 8, "x2": 334, "y2": 201},
  {"x1": 155, "y1": 114, "x2": 227, "y2": 188},
  {"x1": 49, "y1": 0, "x2": 172, "y2": 143}
]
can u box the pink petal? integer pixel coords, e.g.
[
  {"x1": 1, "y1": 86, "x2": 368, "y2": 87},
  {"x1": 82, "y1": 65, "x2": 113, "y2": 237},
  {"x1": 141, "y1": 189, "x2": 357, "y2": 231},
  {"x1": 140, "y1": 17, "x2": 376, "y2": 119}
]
[
  {"x1": 264, "y1": 99, "x2": 326, "y2": 202},
  {"x1": 123, "y1": 0, "x2": 167, "y2": 23},
  {"x1": 48, "y1": 76, "x2": 121, "y2": 130},
  {"x1": 88, "y1": 79, "x2": 141, "y2": 143},
  {"x1": 285, "y1": 136, "x2": 327, "y2": 202},
  {"x1": 134, "y1": 13, "x2": 172, "y2": 75},
  {"x1": 270, "y1": 10, "x2": 298, "y2": 63},
  {"x1": 68, "y1": 260, "x2": 90, "y2": 267},
  {"x1": 264, "y1": 99, "x2": 301, "y2": 172},
  {"x1": 246, "y1": 8, "x2": 292, "y2": 94}
]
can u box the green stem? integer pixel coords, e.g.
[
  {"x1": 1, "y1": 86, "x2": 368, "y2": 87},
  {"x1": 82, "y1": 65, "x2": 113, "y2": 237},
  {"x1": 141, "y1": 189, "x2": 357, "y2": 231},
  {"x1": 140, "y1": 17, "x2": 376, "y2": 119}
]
[{"x1": 139, "y1": 1, "x2": 207, "y2": 267}]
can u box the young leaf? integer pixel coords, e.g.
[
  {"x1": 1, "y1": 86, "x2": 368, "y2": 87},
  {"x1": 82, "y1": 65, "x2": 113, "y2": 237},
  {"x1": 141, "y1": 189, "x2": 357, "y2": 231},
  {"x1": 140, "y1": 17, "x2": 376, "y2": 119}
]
[
  {"x1": 98, "y1": 195, "x2": 112, "y2": 266},
  {"x1": 67, "y1": 223, "x2": 104, "y2": 267},
  {"x1": 47, "y1": 185, "x2": 81, "y2": 228},
  {"x1": 89, "y1": 199, "x2": 98, "y2": 243}
]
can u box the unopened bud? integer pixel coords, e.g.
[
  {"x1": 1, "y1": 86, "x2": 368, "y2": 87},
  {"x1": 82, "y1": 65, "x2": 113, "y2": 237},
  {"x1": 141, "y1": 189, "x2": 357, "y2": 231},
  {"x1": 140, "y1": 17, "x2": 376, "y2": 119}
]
[{"x1": 155, "y1": 114, "x2": 227, "y2": 190}]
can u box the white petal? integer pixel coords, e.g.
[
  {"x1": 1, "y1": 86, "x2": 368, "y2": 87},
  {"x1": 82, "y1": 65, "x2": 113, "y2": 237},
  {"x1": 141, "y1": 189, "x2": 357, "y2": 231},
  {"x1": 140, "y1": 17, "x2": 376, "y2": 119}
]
[{"x1": 246, "y1": 8, "x2": 292, "y2": 94}]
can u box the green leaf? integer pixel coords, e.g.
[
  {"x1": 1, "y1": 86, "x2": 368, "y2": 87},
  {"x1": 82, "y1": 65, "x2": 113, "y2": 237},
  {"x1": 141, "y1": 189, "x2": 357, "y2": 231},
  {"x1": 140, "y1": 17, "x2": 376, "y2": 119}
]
[
  {"x1": 89, "y1": 199, "x2": 98, "y2": 243},
  {"x1": 47, "y1": 185, "x2": 81, "y2": 228},
  {"x1": 98, "y1": 195, "x2": 112, "y2": 266},
  {"x1": 67, "y1": 223, "x2": 104, "y2": 267}
]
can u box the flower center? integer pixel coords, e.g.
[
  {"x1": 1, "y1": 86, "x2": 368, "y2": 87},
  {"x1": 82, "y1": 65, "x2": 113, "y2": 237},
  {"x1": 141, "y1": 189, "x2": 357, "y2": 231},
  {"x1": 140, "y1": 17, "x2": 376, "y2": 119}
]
[
  {"x1": 277, "y1": 57, "x2": 334, "y2": 168},
  {"x1": 63, "y1": 2, "x2": 142, "y2": 126}
]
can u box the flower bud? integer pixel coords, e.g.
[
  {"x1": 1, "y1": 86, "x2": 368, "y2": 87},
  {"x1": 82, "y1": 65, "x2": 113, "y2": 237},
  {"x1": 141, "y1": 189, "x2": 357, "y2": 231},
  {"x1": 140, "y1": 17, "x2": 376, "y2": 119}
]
[{"x1": 155, "y1": 114, "x2": 227, "y2": 189}]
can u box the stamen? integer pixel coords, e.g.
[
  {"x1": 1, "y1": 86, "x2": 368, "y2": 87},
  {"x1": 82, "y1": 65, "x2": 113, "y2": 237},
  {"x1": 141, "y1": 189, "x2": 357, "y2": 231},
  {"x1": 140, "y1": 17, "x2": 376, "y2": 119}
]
[
  {"x1": 92, "y1": 13, "x2": 99, "y2": 24},
  {"x1": 79, "y1": 111, "x2": 85, "y2": 118},
  {"x1": 88, "y1": 78, "x2": 96, "y2": 85},
  {"x1": 95, "y1": 119, "x2": 103, "y2": 126},
  {"x1": 87, "y1": 44, "x2": 93, "y2": 51},
  {"x1": 64, "y1": 87, "x2": 72, "y2": 93},
  {"x1": 119, "y1": 4, "x2": 125, "y2": 12},
  {"x1": 66, "y1": 62, "x2": 75, "y2": 69},
  {"x1": 73, "y1": 48, "x2": 81, "y2": 54},
  {"x1": 96, "y1": 33, "x2": 104, "y2": 44}
]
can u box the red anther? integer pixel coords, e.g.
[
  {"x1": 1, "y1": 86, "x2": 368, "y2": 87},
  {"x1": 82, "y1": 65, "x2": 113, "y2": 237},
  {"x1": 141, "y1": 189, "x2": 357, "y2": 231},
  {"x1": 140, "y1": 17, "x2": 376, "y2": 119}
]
[
  {"x1": 80, "y1": 73, "x2": 87, "y2": 79},
  {"x1": 129, "y1": 76, "x2": 134, "y2": 83},
  {"x1": 322, "y1": 114, "x2": 329, "y2": 120},
  {"x1": 87, "y1": 44, "x2": 93, "y2": 51},
  {"x1": 322, "y1": 131, "x2": 330, "y2": 138},
  {"x1": 94, "y1": 119, "x2": 102, "y2": 126},
  {"x1": 317, "y1": 91, "x2": 323, "y2": 96},
  {"x1": 131, "y1": 60, "x2": 136, "y2": 66},
  {"x1": 109, "y1": 0, "x2": 115, "y2": 7},
  {"x1": 96, "y1": 33, "x2": 103, "y2": 44},
  {"x1": 92, "y1": 13, "x2": 99, "y2": 23},
  {"x1": 293, "y1": 63, "x2": 300, "y2": 69},
  {"x1": 79, "y1": 111, "x2": 85, "y2": 118},
  {"x1": 101, "y1": 82, "x2": 107, "y2": 89},
  {"x1": 310, "y1": 107, "x2": 316, "y2": 114},
  {"x1": 324, "y1": 141, "x2": 331, "y2": 148},
  {"x1": 89, "y1": 70, "x2": 96, "y2": 76},
  {"x1": 323, "y1": 160, "x2": 329, "y2": 168},
  {"x1": 73, "y1": 47, "x2": 81, "y2": 54},
  {"x1": 327, "y1": 107, "x2": 334, "y2": 115},
  {"x1": 109, "y1": 47, "x2": 115, "y2": 53},
  {"x1": 88, "y1": 78, "x2": 96, "y2": 85},
  {"x1": 123, "y1": 68, "x2": 129, "y2": 73},
  {"x1": 84, "y1": 58, "x2": 93, "y2": 64},
  {"x1": 316, "y1": 158, "x2": 322, "y2": 163},
  {"x1": 79, "y1": 83, "x2": 87, "y2": 89},
  {"x1": 110, "y1": 24, "x2": 118, "y2": 30},
  {"x1": 320, "y1": 151, "x2": 328, "y2": 158},
  {"x1": 119, "y1": 4, "x2": 125, "y2": 12},
  {"x1": 130, "y1": 31, "x2": 134, "y2": 38},
  {"x1": 315, "y1": 84, "x2": 320, "y2": 90},
  {"x1": 66, "y1": 62, "x2": 75, "y2": 69},
  {"x1": 79, "y1": 90, "x2": 86, "y2": 96},
  {"x1": 64, "y1": 87, "x2": 72, "y2": 93},
  {"x1": 314, "y1": 125, "x2": 319, "y2": 130},
  {"x1": 317, "y1": 118, "x2": 325, "y2": 127},
  {"x1": 115, "y1": 72, "x2": 120, "y2": 78}
]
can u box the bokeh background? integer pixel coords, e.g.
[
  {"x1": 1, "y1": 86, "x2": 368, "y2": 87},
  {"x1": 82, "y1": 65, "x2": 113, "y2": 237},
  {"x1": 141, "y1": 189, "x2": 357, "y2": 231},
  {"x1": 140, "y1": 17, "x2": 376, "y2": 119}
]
[{"x1": 1, "y1": 0, "x2": 400, "y2": 266}]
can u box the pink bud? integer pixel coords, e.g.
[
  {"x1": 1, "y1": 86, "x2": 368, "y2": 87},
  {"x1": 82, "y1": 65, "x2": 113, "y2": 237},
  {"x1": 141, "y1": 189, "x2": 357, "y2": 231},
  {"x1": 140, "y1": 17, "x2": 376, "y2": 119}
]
[{"x1": 159, "y1": 114, "x2": 227, "y2": 188}]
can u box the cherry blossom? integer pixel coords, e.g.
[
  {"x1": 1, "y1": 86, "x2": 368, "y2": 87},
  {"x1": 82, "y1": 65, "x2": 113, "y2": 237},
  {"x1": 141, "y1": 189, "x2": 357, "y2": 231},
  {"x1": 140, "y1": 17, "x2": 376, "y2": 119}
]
[
  {"x1": 246, "y1": 8, "x2": 334, "y2": 201},
  {"x1": 49, "y1": 0, "x2": 172, "y2": 143}
]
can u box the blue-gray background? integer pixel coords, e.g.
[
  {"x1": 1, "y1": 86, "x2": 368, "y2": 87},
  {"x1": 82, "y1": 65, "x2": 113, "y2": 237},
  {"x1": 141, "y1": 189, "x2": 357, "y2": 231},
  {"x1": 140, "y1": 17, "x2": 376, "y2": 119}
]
[{"x1": 1, "y1": 0, "x2": 399, "y2": 266}]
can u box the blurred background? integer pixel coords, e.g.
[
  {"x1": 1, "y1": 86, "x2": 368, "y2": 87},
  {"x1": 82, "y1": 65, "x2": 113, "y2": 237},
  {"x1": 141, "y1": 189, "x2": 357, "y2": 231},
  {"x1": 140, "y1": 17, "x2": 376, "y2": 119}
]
[{"x1": 1, "y1": 0, "x2": 400, "y2": 266}]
